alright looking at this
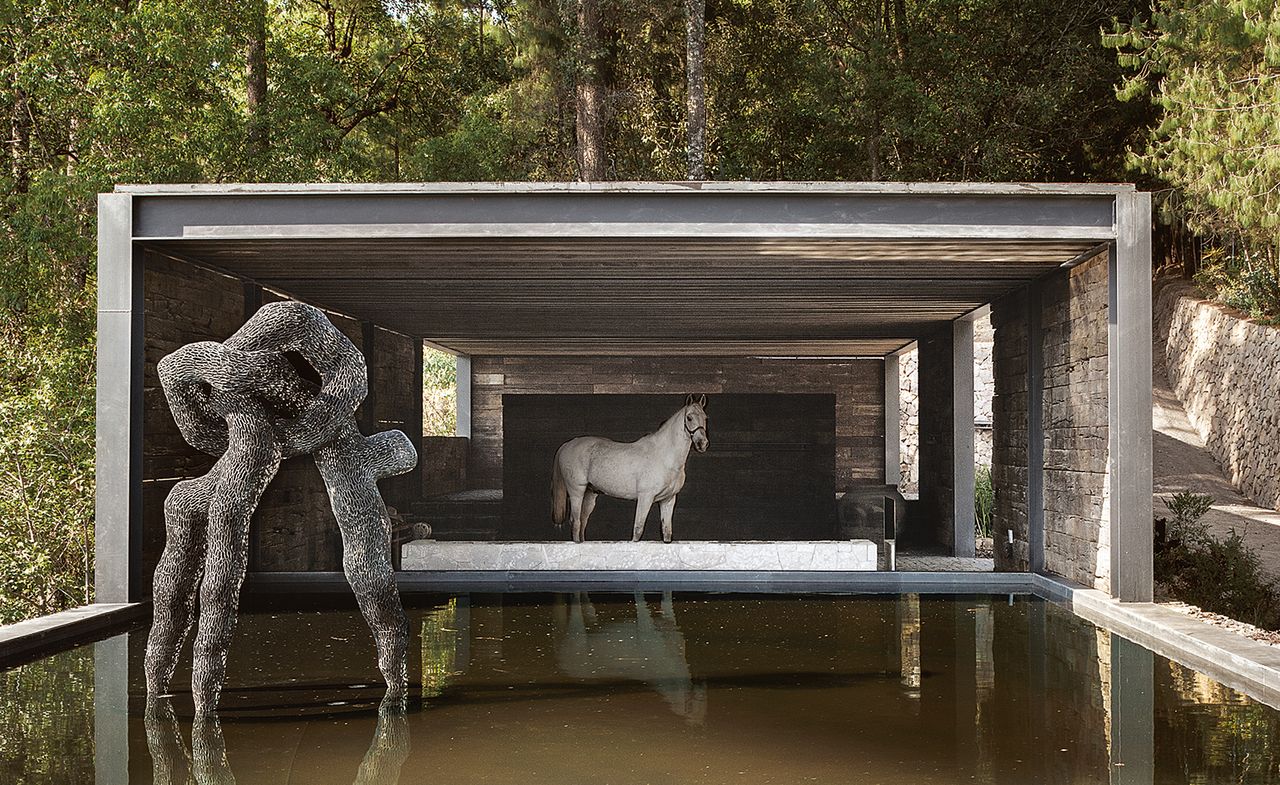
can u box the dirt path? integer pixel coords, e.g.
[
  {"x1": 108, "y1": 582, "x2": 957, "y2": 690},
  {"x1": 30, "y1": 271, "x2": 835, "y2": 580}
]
[{"x1": 1153, "y1": 360, "x2": 1280, "y2": 579}]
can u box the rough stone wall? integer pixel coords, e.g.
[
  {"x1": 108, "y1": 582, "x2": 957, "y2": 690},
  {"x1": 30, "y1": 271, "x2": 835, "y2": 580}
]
[
  {"x1": 992, "y1": 251, "x2": 1110, "y2": 590},
  {"x1": 897, "y1": 314, "x2": 994, "y2": 495},
  {"x1": 1041, "y1": 253, "x2": 1110, "y2": 589},
  {"x1": 991, "y1": 289, "x2": 1030, "y2": 571},
  {"x1": 144, "y1": 253, "x2": 422, "y2": 576},
  {"x1": 1154, "y1": 278, "x2": 1280, "y2": 510},
  {"x1": 468, "y1": 356, "x2": 884, "y2": 491}
]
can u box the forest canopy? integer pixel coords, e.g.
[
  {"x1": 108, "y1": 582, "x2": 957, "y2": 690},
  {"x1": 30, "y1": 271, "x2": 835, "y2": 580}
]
[{"x1": 3, "y1": 0, "x2": 1274, "y2": 622}]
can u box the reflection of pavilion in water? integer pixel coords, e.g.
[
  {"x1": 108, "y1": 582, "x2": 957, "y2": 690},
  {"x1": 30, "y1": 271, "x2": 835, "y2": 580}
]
[{"x1": 114, "y1": 593, "x2": 1163, "y2": 785}]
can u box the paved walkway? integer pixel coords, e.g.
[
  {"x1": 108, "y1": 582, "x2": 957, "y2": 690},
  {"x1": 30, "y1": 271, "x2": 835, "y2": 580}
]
[{"x1": 1153, "y1": 356, "x2": 1280, "y2": 579}]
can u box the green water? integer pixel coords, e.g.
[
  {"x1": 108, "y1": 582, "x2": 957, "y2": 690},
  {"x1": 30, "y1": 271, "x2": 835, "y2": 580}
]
[{"x1": 3, "y1": 593, "x2": 1280, "y2": 784}]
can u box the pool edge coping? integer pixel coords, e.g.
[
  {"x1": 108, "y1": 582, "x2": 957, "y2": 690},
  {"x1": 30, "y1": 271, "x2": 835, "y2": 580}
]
[{"x1": 0, "y1": 601, "x2": 149, "y2": 668}]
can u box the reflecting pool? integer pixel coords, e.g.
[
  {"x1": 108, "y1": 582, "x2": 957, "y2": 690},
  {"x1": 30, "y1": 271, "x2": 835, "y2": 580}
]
[{"x1": 4, "y1": 593, "x2": 1280, "y2": 784}]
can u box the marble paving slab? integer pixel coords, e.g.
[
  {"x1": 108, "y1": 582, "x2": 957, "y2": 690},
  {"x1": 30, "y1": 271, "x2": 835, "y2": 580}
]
[{"x1": 401, "y1": 540, "x2": 877, "y2": 571}]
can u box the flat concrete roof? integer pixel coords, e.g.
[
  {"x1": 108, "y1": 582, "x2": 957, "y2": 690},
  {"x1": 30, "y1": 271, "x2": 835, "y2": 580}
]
[{"x1": 121, "y1": 182, "x2": 1131, "y2": 356}]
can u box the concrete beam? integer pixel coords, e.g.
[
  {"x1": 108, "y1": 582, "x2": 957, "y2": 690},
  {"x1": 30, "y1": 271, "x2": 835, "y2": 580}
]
[
  {"x1": 1109, "y1": 192, "x2": 1154, "y2": 602},
  {"x1": 95, "y1": 193, "x2": 143, "y2": 603}
]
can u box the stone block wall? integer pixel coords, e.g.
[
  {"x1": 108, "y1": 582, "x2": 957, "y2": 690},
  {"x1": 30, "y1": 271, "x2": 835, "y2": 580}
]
[
  {"x1": 992, "y1": 250, "x2": 1110, "y2": 590},
  {"x1": 468, "y1": 356, "x2": 885, "y2": 492},
  {"x1": 916, "y1": 333, "x2": 957, "y2": 548},
  {"x1": 1154, "y1": 278, "x2": 1280, "y2": 510},
  {"x1": 143, "y1": 252, "x2": 422, "y2": 577},
  {"x1": 896, "y1": 315, "x2": 994, "y2": 495}
]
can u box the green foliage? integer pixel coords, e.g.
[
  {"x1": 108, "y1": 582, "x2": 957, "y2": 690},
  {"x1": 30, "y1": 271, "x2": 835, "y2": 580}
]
[
  {"x1": 1106, "y1": 1, "x2": 1280, "y2": 244},
  {"x1": 1155, "y1": 494, "x2": 1280, "y2": 630},
  {"x1": 0, "y1": 0, "x2": 1158, "y2": 621},
  {"x1": 422, "y1": 346, "x2": 457, "y2": 436},
  {"x1": 1193, "y1": 242, "x2": 1280, "y2": 322},
  {"x1": 1165, "y1": 490, "x2": 1215, "y2": 527},
  {"x1": 974, "y1": 464, "x2": 993, "y2": 539}
]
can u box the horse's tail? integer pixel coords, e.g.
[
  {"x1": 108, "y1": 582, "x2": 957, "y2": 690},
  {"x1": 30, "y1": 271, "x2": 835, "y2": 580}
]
[{"x1": 551, "y1": 451, "x2": 568, "y2": 526}]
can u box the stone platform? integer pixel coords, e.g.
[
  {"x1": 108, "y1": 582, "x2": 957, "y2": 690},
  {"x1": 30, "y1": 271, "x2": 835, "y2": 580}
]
[{"x1": 401, "y1": 540, "x2": 877, "y2": 572}]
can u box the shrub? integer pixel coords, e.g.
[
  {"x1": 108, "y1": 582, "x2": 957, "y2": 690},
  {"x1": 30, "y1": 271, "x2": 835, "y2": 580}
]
[
  {"x1": 1155, "y1": 492, "x2": 1280, "y2": 630},
  {"x1": 974, "y1": 465, "x2": 994, "y2": 540}
]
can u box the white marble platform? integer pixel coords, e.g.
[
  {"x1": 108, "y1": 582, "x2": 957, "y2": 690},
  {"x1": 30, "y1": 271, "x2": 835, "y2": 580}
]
[{"x1": 401, "y1": 540, "x2": 878, "y2": 571}]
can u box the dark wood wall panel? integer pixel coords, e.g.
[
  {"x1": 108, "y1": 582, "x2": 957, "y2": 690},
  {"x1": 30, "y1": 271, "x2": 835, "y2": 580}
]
[
  {"x1": 470, "y1": 355, "x2": 885, "y2": 492},
  {"x1": 502, "y1": 394, "x2": 838, "y2": 541}
]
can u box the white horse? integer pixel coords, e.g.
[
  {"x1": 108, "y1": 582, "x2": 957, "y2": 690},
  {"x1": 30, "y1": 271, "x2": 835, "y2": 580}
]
[{"x1": 551, "y1": 395, "x2": 709, "y2": 543}]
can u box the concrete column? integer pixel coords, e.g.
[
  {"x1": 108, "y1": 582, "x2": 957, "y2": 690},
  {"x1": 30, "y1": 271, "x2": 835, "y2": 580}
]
[
  {"x1": 93, "y1": 635, "x2": 129, "y2": 785},
  {"x1": 95, "y1": 193, "x2": 143, "y2": 603},
  {"x1": 1110, "y1": 634, "x2": 1154, "y2": 782},
  {"x1": 1026, "y1": 282, "x2": 1045, "y2": 573},
  {"x1": 1109, "y1": 192, "x2": 1154, "y2": 602},
  {"x1": 884, "y1": 353, "x2": 901, "y2": 486},
  {"x1": 918, "y1": 320, "x2": 976, "y2": 556},
  {"x1": 455, "y1": 354, "x2": 472, "y2": 438}
]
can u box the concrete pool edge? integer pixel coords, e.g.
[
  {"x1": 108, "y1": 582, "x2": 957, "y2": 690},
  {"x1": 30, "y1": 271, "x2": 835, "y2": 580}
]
[
  {"x1": 0, "y1": 601, "x2": 149, "y2": 667},
  {"x1": 1034, "y1": 574, "x2": 1280, "y2": 710}
]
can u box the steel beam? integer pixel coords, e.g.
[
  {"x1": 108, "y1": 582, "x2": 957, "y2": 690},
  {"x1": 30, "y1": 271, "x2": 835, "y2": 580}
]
[
  {"x1": 95, "y1": 193, "x2": 143, "y2": 604},
  {"x1": 1109, "y1": 192, "x2": 1154, "y2": 602}
]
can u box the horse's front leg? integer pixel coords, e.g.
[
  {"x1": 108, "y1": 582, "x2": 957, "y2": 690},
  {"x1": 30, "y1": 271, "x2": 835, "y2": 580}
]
[
  {"x1": 659, "y1": 495, "x2": 677, "y2": 544},
  {"x1": 632, "y1": 494, "x2": 655, "y2": 542}
]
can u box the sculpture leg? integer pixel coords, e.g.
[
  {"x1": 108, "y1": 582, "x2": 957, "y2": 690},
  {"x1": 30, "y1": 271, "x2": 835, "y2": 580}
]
[
  {"x1": 144, "y1": 696, "x2": 192, "y2": 785},
  {"x1": 316, "y1": 445, "x2": 409, "y2": 710},
  {"x1": 568, "y1": 486, "x2": 585, "y2": 543},
  {"x1": 146, "y1": 475, "x2": 215, "y2": 694},
  {"x1": 191, "y1": 438, "x2": 281, "y2": 716}
]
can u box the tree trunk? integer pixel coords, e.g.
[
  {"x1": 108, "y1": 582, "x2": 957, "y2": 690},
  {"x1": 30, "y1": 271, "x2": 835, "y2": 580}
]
[
  {"x1": 685, "y1": 0, "x2": 706, "y2": 180},
  {"x1": 10, "y1": 86, "x2": 30, "y2": 194},
  {"x1": 245, "y1": 1, "x2": 269, "y2": 161},
  {"x1": 575, "y1": 0, "x2": 606, "y2": 181}
]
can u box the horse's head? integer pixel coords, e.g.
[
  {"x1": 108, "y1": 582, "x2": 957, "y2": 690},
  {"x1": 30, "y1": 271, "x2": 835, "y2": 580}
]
[{"x1": 683, "y1": 394, "x2": 709, "y2": 453}]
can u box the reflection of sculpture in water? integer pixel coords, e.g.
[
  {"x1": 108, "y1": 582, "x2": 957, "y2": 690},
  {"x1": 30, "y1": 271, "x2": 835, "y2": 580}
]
[
  {"x1": 144, "y1": 302, "x2": 417, "y2": 715},
  {"x1": 145, "y1": 697, "x2": 409, "y2": 785},
  {"x1": 555, "y1": 591, "x2": 707, "y2": 722}
]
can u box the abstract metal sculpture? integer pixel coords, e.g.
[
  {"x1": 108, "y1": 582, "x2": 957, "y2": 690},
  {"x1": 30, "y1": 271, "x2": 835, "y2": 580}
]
[{"x1": 144, "y1": 301, "x2": 416, "y2": 715}]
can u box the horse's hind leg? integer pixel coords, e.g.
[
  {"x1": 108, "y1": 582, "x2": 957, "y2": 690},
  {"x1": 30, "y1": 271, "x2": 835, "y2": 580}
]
[
  {"x1": 579, "y1": 490, "x2": 599, "y2": 540},
  {"x1": 631, "y1": 494, "x2": 655, "y2": 542},
  {"x1": 568, "y1": 486, "x2": 586, "y2": 542},
  {"x1": 659, "y1": 495, "x2": 677, "y2": 544}
]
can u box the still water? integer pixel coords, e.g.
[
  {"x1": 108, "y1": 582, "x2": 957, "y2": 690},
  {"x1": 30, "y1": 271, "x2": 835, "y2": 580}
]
[{"x1": 4, "y1": 593, "x2": 1280, "y2": 784}]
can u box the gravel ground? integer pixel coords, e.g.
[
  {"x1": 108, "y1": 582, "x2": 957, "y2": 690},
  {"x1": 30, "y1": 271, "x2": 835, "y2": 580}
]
[{"x1": 1158, "y1": 598, "x2": 1280, "y2": 646}]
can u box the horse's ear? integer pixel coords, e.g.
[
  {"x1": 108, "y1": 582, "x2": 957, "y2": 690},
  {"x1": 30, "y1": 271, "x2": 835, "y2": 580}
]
[
  {"x1": 685, "y1": 393, "x2": 695, "y2": 406},
  {"x1": 697, "y1": 394, "x2": 707, "y2": 408}
]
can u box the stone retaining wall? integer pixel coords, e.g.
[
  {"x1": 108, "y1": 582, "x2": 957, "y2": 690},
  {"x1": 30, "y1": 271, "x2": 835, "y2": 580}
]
[{"x1": 1154, "y1": 278, "x2": 1280, "y2": 510}]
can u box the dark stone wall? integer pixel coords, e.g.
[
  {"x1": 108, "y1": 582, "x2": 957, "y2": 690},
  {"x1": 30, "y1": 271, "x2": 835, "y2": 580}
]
[
  {"x1": 992, "y1": 251, "x2": 1110, "y2": 588},
  {"x1": 470, "y1": 356, "x2": 885, "y2": 492},
  {"x1": 142, "y1": 253, "x2": 422, "y2": 578},
  {"x1": 501, "y1": 393, "x2": 838, "y2": 540},
  {"x1": 915, "y1": 332, "x2": 956, "y2": 548}
]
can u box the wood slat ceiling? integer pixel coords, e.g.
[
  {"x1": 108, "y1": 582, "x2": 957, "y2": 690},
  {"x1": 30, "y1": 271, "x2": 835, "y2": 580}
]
[{"x1": 147, "y1": 237, "x2": 1104, "y2": 356}]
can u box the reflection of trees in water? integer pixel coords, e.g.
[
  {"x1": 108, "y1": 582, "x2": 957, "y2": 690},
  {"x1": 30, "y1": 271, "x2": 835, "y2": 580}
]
[
  {"x1": 1159, "y1": 659, "x2": 1280, "y2": 780},
  {"x1": 555, "y1": 591, "x2": 707, "y2": 723},
  {"x1": 0, "y1": 645, "x2": 94, "y2": 782},
  {"x1": 421, "y1": 598, "x2": 459, "y2": 699},
  {"x1": 144, "y1": 698, "x2": 409, "y2": 785}
]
